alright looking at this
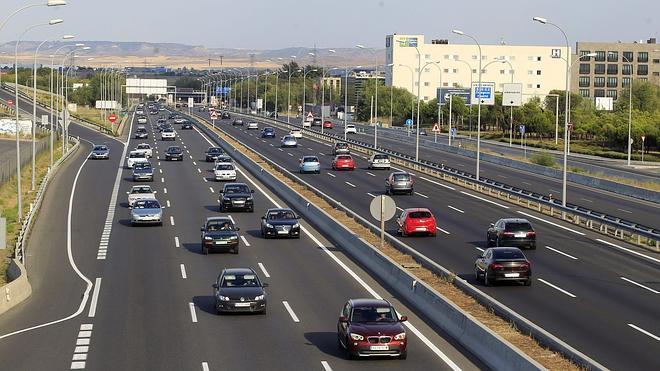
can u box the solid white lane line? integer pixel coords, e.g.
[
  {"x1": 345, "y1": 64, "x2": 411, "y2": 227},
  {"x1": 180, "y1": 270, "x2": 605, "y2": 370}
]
[
  {"x1": 164, "y1": 188, "x2": 167, "y2": 194},
  {"x1": 170, "y1": 216, "x2": 175, "y2": 226},
  {"x1": 517, "y1": 211, "x2": 585, "y2": 236},
  {"x1": 415, "y1": 192, "x2": 429, "y2": 198},
  {"x1": 240, "y1": 235, "x2": 250, "y2": 247},
  {"x1": 620, "y1": 277, "x2": 659, "y2": 294},
  {"x1": 345, "y1": 181, "x2": 356, "y2": 188},
  {"x1": 258, "y1": 263, "x2": 271, "y2": 278},
  {"x1": 166, "y1": 200, "x2": 171, "y2": 208},
  {"x1": 202, "y1": 362, "x2": 210, "y2": 371},
  {"x1": 327, "y1": 173, "x2": 336, "y2": 178},
  {"x1": 180, "y1": 264, "x2": 187, "y2": 279},
  {"x1": 460, "y1": 191, "x2": 509, "y2": 209},
  {"x1": 537, "y1": 278, "x2": 577, "y2": 298},
  {"x1": 87, "y1": 278, "x2": 102, "y2": 318},
  {"x1": 628, "y1": 324, "x2": 660, "y2": 341},
  {"x1": 282, "y1": 301, "x2": 300, "y2": 323},
  {"x1": 321, "y1": 361, "x2": 333, "y2": 371},
  {"x1": 189, "y1": 302, "x2": 198, "y2": 323},
  {"x1": 419, "y1": 176, "x2": 456, "y2": 190},
  {"x1": 175, "y1": 236, "x2": 180, "y2": 248},
  {"x1": 209, "y1": 187, "x2": 214, "y2": 193},
  {"x1": 366, "y1": 193, "x2": 377, "y2": 198},
  {"x1": 447, "y1": 205, "x2": 464, "y2": 213},
  {"x1": 545, "y1": 246, "x2": 578, "y2": 260}
]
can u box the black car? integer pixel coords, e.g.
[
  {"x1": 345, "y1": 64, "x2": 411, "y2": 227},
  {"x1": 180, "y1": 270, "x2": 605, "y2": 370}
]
[
  {"x1": 219, "y1": 183, "x2": 254, "y2": 212},
  {"x1": 181, "y1": 122, "x2": 193, "y2": 130},
  {"x1": 134, "y1": 127, "x2": 148, "y2": 139},
  {"x1": 201, "y1": 216, "x2": 240, "y2": 254},
  {"x1": 132, "y1": 162, "x2": 153, "y2": 182},
  {"x1": 158, "y1": 123, "x2": 172, "y2": 132},
  {"x1": 261, "y1": 127, "x2": 276, "y2": 138},
  {"x1": 260, "y1": 208, "x2": 301, "y2": 239},
  {"x1": 214, "y1": 154, "x2": 232, "y2": 163},
  {"x1": 232, "y1": 119, "x2": 244, "y2": 126},
  {"x1": 474, "y1": 247, "x2": 532, "y2": 286},
  {"x1": 221, "y1": 112, "x2": 231, "y2": 119},
  {"x1": 205, "y1": 147, "x2": 224, "y2": 162},
  {"x1": 212, "y1": 268, "x2": 267, "y2": 314},
  {"x1": 487, "y1": 218, "x2": 536, "y2": 249},
  {"x1": 165, "y1": 146, "x2": 183, "y2": 161},
  {"x1": 168, "y1": 113, "x2": 176, "y2": 120},
  {"x1": 157, "y1": 118, "x2": 166, "y2": 124}
]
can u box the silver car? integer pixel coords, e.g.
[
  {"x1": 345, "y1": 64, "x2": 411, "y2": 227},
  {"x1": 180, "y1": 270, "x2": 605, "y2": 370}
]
[
  {"x1": 386, "y1": 171, "x2": 414, "y2": 195},
  {"x1": 281, "y1": 135, "x2": 298, "y2": 148},
  {"x1": 130, "y1": 199, "x2": 163, "y2": 226},
  {"x1": 368, "y1": 153, "x2": 391, "y2": 170}
]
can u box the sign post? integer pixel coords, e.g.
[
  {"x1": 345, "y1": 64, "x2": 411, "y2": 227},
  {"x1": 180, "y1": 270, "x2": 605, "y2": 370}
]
[
  {"x1": 405, "y1": 118, "x2": 413, "y2": 137},
  {"x1": 519, "y1": 124, "x2": 526, "y2": 158},
  {"x1": 369, "y1": 195, "x2": 396, "y2": 249},
  {"x1": 210, "y1": 110, "x2": 218, "y2": 129},
  {"x1": 431, "y1": 123, "x2": 440, "y2": 143},
  {"x1": 641, "y1": 135, "x2": 646, "y2": 162},
  {"x1": 502, "y1": 83, "x2": 523, "y2": 147}
]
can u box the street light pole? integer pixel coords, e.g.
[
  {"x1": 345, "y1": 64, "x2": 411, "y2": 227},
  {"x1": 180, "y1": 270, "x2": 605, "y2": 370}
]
[
  {"x1": 398, "y1": 64, "x2": 415, "y2": 137},
  {"x1": 620, "y1": 54, "x2": 633, "y2": 166}
]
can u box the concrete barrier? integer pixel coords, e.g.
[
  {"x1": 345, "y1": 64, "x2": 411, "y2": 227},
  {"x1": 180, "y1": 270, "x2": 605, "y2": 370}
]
[{"x1": 0, "y1": 259, "x2": 32, "y2": 316}]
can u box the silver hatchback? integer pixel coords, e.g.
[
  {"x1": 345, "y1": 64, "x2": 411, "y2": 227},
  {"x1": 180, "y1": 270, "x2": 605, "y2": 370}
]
[{"x1": 386, "y1": 172, "x2": 414, "y2": 195}]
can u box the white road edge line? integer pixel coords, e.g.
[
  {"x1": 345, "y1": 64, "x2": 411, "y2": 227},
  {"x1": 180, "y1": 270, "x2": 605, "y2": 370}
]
[
  {"x1": 627, "y1": 324, "x2": 660, "y2": 341},
  {"x1": 517, "y1": 211, "x2": 585, "y2": 236},
  {"x1": 545, "y1": 246, "x2": 578, "y2": 260},
  {"x1": 419, "y1": 176, "x2": 456, "y2": 190},
  {"x1": 596, "y1": 239, "x2": 660, "y2": 264},
  {"x1": 202, "y1": 362, "x2": 210, "y2": 371},
  {"x1": 537, "y1": 278, "x2": 577, "y2": 298},
  {"x1": 189, "y1": 302, "x2": 198, "y2": 323},
  {"x1": 87, "y1": 278, "x2": 102, "y2": 318},
  {"x1": 620, "y1": 277, "x2": 659, "y2": 294},
  {"x1": 180, "y1": 264, "x2": 187, "y2": 279},
  {"x1": 258, "y1": 263, "x2": 271, "y2": 278},
  {"x1": 460, "y1": 191, "x2": 509, "y2": 209},
  {"x1": 282, "y1": 301, "x2": 300, "y2": 323},
  {"x1": 240, "y1": 235, "x2": 250, "y2": 247}
]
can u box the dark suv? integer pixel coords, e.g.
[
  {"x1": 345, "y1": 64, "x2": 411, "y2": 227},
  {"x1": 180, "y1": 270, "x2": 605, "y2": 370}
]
[
  {"x1": 260, "y1": 208, "x2": 300, "y2": 238},
  {"x1": 212, "y1": 268, "x2": 267, "y2": 314},
  {"x1": 205, "y1": 147, "x2": 224, "y2": 162},
  {"x1": 165, "y1": 146, "x2": 183, "y2": 161},
  {"x1": 219, "y1": 183, "x2": 255, "y2": 212},
  {"x1": 486, "y1": 218, "x2": 536, "y2": 249},
  {"x1": 200, "y1": 216, "x2": 240, "y2": 254}
]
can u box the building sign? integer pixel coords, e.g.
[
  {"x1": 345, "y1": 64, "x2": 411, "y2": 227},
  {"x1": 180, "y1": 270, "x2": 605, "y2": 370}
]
[
  {"x1": 437, "y1": 88, "x2": 471, "y2": 105},
  {"x1": 551, "y1": 49, "x2": 562, "y2": 58},
  {"x1": 397, "y1": 37, "x2": 418, "y2": 48},
  {"x1": 595, "y1": 97, "x2": 614, "y2": 111},
  {"x1": 502, "y1": 83, "x2": 523, "y2": 107},
  {"x1": 471, "y1": 82, "x2": 495, "y2": 105}
]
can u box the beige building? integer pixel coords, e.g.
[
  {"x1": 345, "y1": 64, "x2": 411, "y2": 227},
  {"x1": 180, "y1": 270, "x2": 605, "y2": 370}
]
[
  {"x1": 571, "y1": 38, "x2": 659, "y2": 101},
  {"x1": 385, "y1": 34, "x2": 569, "y2": 102}
]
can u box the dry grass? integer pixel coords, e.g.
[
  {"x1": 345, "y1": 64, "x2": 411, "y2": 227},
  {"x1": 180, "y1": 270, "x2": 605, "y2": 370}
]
[
  {"x1": 0, "y1": 140, "x2": 65, "y2": 285},
  {"x1": 197, "y1": 116, "x2": 580, "y2": 370}
]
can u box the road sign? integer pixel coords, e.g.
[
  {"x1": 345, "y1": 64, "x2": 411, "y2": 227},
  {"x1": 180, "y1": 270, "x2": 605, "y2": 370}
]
[
  {"x1": 431, "y1": 123, "x2": 440, "y2": 133},
  {"x1": 502, "y1": 83, "x2": 523, "y2": 107},
  {"x1": 307, "y1": 111, "x2": 314, "y2": 119},
  {"x1": 108, "y1": 113, "x2": 118, "y2": 123},
  {"x1": 567, "y1": 122, "x2": 573, "y2": 132},
  {"x1": 405, "y1": 119, "x2": 413, "y2": 127},
  {"x1": 7, "y1": 99, "x2": 13, "y2": 107},
  {"x1": 451, "y1": 127, "x2": 457, "y2": 138},
  {"x1": 519, "y1": 124, "x2": 525, "y2": 134},
  {"x1": 437, "y1": 88, "x2": 471, "y2": 105},
  {"x1": 641, "y1": 136, "x2": 646, "y2": 142},
  {"x1": 370, "y1": 195, "x2": 396, "y2": 222},
  {"x1": 210, "y1": 111, "x2": 218, "y2": 120},
  {"x1": 471, "y1": 82, "x2": 495, "y2": 105}
]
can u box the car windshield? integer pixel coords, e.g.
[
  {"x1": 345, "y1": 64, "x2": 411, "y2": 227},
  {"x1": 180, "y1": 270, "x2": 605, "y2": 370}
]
[
  {"x1": 284, "y1": 136, "x2": 295, "y2": 141},
  {"x1": 393, "y1": 174, "x2": 410, "y2": 181},
  {"x1": 215, "y1": 164, "x2": 234, "y2": 171},
  {"x1": 351, "y1": 306, "x2": 397, "y2": 323},
  {"x1": 409, "y1": 211, "x2": 432, "y2": 218},
  {"x1": 336, "y1": 143, "x2": 348, "y2": 148},
  {"x1": 216, "y1": 156, "x2": 232, "y2": 162},
  {"x1": 136, "y1": 129, "x2": 147, "y2": 133},
  {"x1": 133, "y1": 163, "x2": 151, "y2": 170},
  {"x1": 131, "y1": 187, "x2": 152, "y2": 194},
  {"x1": 206, "y1": 220, "x2": 235, "y2": 231},
  {"x1": 134, "y1": 200, "x2": 160, "y2": 209},
  {"x1": 303, "y1": 157, "x2": 318, "y2": 163},
  {"x1": 493, "y1": 249, "x2": 526, "y2": 260},
  {"x1": 374, "y1": 154, "x2": 388, "y2": 160},
  {"x1": 221, "y1": 273, "x2": 260, "y2": 288},
  {"x1": 93, "y1": 146, "x2": 107, "y2": 151},
  {"x1": 505, "y1": 222, "x2": 532, "y2": 232},
  {"x1": 163, "y1": 129, "x2": 174, "y2": 133},
  {"x1": 267, "y1": 210, "x2": 295, "y2": 220},
  {"x1": 337, "y1": 155, "x2": 351, "y2": 160},
  {"x1": 264, "y1": 128, "x2": 273, "y2": 132},
  {"x1": 167, "y1": 147, "x2": 182, "y2": 153},
  {"x1": 137, "y1": 144, "x2": 149, "y2": 149},
  {"x1": 224, "y1": 185, "x2": 250, "y2": 194},
  {"x1": 129, "y1": 152, "x2": 145, "y2": 158},
  {"x1": 208, "y1": 148, "x2": 222, "y2": 154}
]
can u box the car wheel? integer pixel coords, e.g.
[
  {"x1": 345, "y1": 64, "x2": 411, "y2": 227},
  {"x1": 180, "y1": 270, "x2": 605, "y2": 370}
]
[
  {"x1": 232, "y1": 247, "x2": 239, "y2": 255},
  {"x1": 337, "y1": 333, "x2": 343, "y2": 349},
  {"x1": 345, "y1": 338, "x2": 355, "y2": 360},
  {"x1": 260, "y1": 307, "x2": 267, "y2": 315},
  {"x1": 529, "y1": 243, "x2": 537, "y2": 250},
  {"x1": 524, "y1": 278, "x2": 532, "y2": 286},
  {"x1": 202, "y1": 246, "x2": 208, "y2": 255},
  {"x1": 484, "y1": 270, "x2": 492, "y2": 286},
  {"x1": 474, "y1": 266, "x2": 481, "y2": 281},
  {"x1": 399, "y1": 351, "x2": 407, "y2": 360}
]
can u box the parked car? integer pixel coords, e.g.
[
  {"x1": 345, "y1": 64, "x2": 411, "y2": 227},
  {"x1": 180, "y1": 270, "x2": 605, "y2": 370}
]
[
  {"x1": 299, "y1": 156, "x2": 321, "y2": 174},
  {"x1": 90, "y1": 145, "x2": 109, "y2": 159},
  {"x1": 337, "y1": 298, "x2": 408, "y2": 359},
  {"x1": 130, "y1": 199, "x2": 162, "y2": 226},
  {"x1": 475, "y1": 247, "x2": 532, "y2": 286},
  {"x1": 126, "y1": 150, "x2": 148, "y2": 168},
  {"x1": 332, "y1": 142, "x2": 350, "y2": 155},
  {"x1": 135, "y1": 143, "x2": 152, "y2": 158},
  {"x1": 214, "y1": 162, "x2": 237, "y2": 181},
  {"x1": 486, "y1": 218, "x2": 536, "y2": 249},
  {"x1": 205, "y1": 147, "x2": 224, "y2": 162},
  {"x1": 260, "y1": 208, "x2": 300, "y2": 239},
  {"x1": 368, "y1": 154, "x2": 390, "y2": 170},
  {"x1": 132, "y1": 162, "x2": 154, "y2": 182},
  {"x1": 261, "y1": 127, "x2": 276, "y2": 138},
  {"x1": 345, "y1": 124, "x2": 357, "y2": 134},
  {"x1": 200, "y1": 216, "x2": 240, "y2": 254},
  {"x1": 281, "y1": 135, "x2": 298, "y2": 148},
  {"x1": 385, "y1": 172, "x2": 414, "y2": 195},
  {"x1": 126, "y1": 185, "x2": 156, "y2": 207},
  {"x1": 165, "y1": 146, "x2": 183, "y2": 161},
  {"x1": 212, "y1": 267, "x2": 267, "y2": 313},
  {"x1": 396, "y1": 208, "x2": 437, "y2": 237},
  {"x1": 218, "y1": 183, "x2": 255, "y2": 212},
  {"x1": 332, "y1": 155, "x2": 355, "y2": 171}
]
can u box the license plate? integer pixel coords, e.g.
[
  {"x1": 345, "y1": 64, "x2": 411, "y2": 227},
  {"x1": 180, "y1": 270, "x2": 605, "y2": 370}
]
[
  {"x1": 234, "y1": 303, "x2": 251, "y2": 307},
  {"x1": 415, "y1": 227, "x2": 426, "y2": 231},
  {"x1": 215, "y1": 241, "x2": 227, "y2": 245},
  {"x1": 370, "y1": 345, "x2": 389, "y2": 351},
  {"x1": 277, "y1": 230, "x2": 288, "y2": 234},
  {"x1": 505, "y1": 273, "x2": 520, "y2": 278},
  {"x1": 515, "y1": 232, "x2": 526, "y2": 238}
]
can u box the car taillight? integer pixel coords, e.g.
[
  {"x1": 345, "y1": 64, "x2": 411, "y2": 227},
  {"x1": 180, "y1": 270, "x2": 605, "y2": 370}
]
[
  {"x1": 519, "y1": 263, "x2": 530, "y2": 270},
  {"x1": 489, "y1": 263, "x2": 503, "y2": 270},
  {"x1": 527, "y1": 231, "x2": 536, "y2": 237},
  {"x1": 502, "y1": 232, "x2": 515, "y2": 237}
]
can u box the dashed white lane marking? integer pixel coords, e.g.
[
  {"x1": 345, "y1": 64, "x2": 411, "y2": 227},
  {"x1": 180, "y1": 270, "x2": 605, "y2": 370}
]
[
  {"x1": 460, "y1": 191, "x2": 509, "y2": 209},
  {"x1": 419, "y1": 176, "x2": 456, "y2": 190},
  {"x1": 227, "y1": 215, "x2": 235, "y2": 224},
  {"x1": 282, "y1": 301, "x2": 300, "y2": 323},
  {"x1": 345, "y1": 181, "x2": 356, "y2": 188},
  {"x1": 240, "y1": 235, "x2": 251, "y2": 247},
  {"x1": 193, "y1": 161, "x2": 197, "y2": 165},
  {"x1": 497, "y1": 175, "x2": 508, "y2": 179},
  {"x1": 366, "y1": 172, "x2": 376, "y2": 177},
  {"x1": 166, "y1": 200, "x2": 171, "y2": 208},
  {"x1": 327, "y1": 173, "x2": 336, "y2": 178},
  {"x1": 258, "y1": 263, "x2": 271, "y2": 278},
  {"x1": 175, "y1": 236, "x2": 180, "y2": 248},
  {"x1": 517, "y1": 211, "x2": 584, "y2": 236},
  {"x1": 319, "y1": 152, "x2": 325, "y2": 156},
  {"x1": 190, "y1": 155, "x2": 194, "y2": 159},
  {"x1": 164, "y1": 187, "x2": 168, "y2": 194},
  {"x1": 307, "y1": 147, "x2": 314, "y2": 151},
  {"x1": 209, "y1": 187, "x2": 214, "y2": 193},
  {"x1": 158, "y1": 161, "x2": 161, "y2": 166},
  {"x1": 447, "y1": 205, "x2": 464, "y2": 213},
  {"x1": 522, "y1": 181, "x2": 532, "y2": 186},
  {"x1": 538, "y1": 278, "x2": 577, "y2": 298},
  {"x1": 203, "y1": 178, "x2": 208, "y2": 182},
  {"x1": 197, "y1": 168, "x2": 202, "y2": 173},
  {"x1": 321, "y1": 360, "x2": 333, "y2": 371},
  {"x1": 628, "y1": 324, "x2": 660, "y2": 341},
  {"x1": 415, "y1": 192, "x2": 429, "y2": 198},
  {"x1": 367, "y1": 193, "x2": 377, "y2": 198},
  {"x1": 475, "y1": 246, "x2": 485, "y2": 252},
  {"x1": 69, "y1": 323, "x2": 94, "y2": 369},
  {"x1": 620, "y1": 277, "x2": 659, "y2": 294},
  {"x1": 617, "y1": 208, "x2": 632, "y2": 214},
  {"x1": 545, "y1": 246, "x2": 578, "y2": 260},
  {"x1": 202, "y1": 362, "x2": 210, "y2": 371},
  {"x1": 189, "y1": 302, "x2": 198, "y2": 323},
  {"x1": 88, "y1": 278, "x2": 102, "y2": 317},
  {"x1": 170, "y1": 216, "x2": 175, "y2": 226},
  {"x1": 436, "y1": 227, "x2": 451, "y2": 235},
  {"x1": 161, "y1": 177, "x2": 165, "y2": 183},
  {"x1": 269, "y1": 143, "x2": 274, "y2": 147},
  {"x1": 288, "y1": 152, "x2": 294, "y2": 157},
  {"x1": 180, "y1": 264, "x2": 187, "y2": 279},
  {"x1": 159, "y1": 169, "x2": 162, "y2": 174}
]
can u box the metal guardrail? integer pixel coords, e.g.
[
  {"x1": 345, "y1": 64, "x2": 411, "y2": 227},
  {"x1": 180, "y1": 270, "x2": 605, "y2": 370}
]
[
  {"x1": 226, "y1": 109, "x2": 660, "y2": 250},
  {"x1": 14, "y1": 135, "x2": 80, "y2": 264}
]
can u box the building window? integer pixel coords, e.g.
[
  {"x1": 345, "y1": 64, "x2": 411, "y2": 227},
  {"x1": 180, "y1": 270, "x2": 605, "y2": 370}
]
[
  {"x1": 607, "y1": 51, "x2": 618, "y2": 62},
  {"x1": 579, "y1": 89, "x2": 590, "y2": 97},
  {"x1": 579, "y1": 50, "x2": 592, "y2": 61},
  {"x1": 414, "y1": 82, "x2": 419, "y2": 86},
  {"x1": 472, "y1": 69, "x2": 477, "y2": 74},
  {"x1": 654, "y1": 72, "x2": 660, "y2": 76},
  {"x1": 595, "y1": 51, "x2": 606, "y2": 61},
  {"x1": 443, "y1": 68, "x2": 449, "y2": 73},
  {"x1": 424, "y1": 54, "x2": 431, "y2": 59},
  {"x1": 444, "y1": 55, "x2": 450, "y2": 60},
  {"x1": 472, "y1": 55, "x2": 478, "y2": 60},
  {"x1": 536, "y1": 70, "x2": 542, "y2": 75},
  {"x1": 653, "y1": 59, "x2": 659, "y2": 64},
  {"x1": 424, "y1": 82, "x2": 430, "y2": 86},
  {"x1": 637, "y1": 65, "x2": 648, "y2": 75},
  {"x1": 607, "y1": 64, "x2": 618, "y2": 74},
  {"x1": 500, "y1": 69, "x2": 505, "y2": 75},
  {"x1": 607, "y1": 77, "x2": 617, "y2": 87},
  {"x1": 639, "y1": 78, "x2": 648, "y2": 82},
  {"x1": 528, "y1": 70, "x2": 534, "y2": 75},
  {"x1": 482, "y1": 55, "x2": 488, "y2": 60},
  {"x1": 607, "y1": 90, "x2": 617, "y2": 99},
  {"x1": 536, "y1": 84, "x2": 541, "y2": 88},
  {"x1": 579, "y1": 76, "x2": 590, "y2": 87},
  {"x1": 579, "y1": 64, "x2": 590, "y2": 74},
  {"x1": 638, "y1": 52, "x2": 648, "y2": 63},
  {"x1": 442, "y1": 82, "x2": 448, "y2": 87},
  {"x1": 481, "y1": 69, "x2": 486, "y2": 74},
  {"x1": 594, "y1": 89, "x2": 605, "y2": 97},
  {"x1": 527, "y1": 84, "x2": 533, "y2": 88},
  {"x1": 452, "y1": 82, "x2": 459, "y2": 87},
  {"x1": 537, "y1": 56, "x2": 542, "y2": 61},
  {"x1": 424, "y1": 68, "x2": 430, "y2": 72},
  {"x1": 423, "y1": 96, "x2": 429, "y2": 101},
  {"x1": 623, "y1": 51, "x2": 633, "y2": 62},
  {"x1": 452, "y1": 69, "x2": 458, "y2": 73},
  {"x1": 622, "y1": 64, "x2": 632, "y2": 75},
  {"x1": 594, "y1": 64, "x2": 606, "y2": 74},
  {"x1": 594, "y1": 77, "x2": 605, "y2": 87},
  {"x1": 622, "y1": 77, "x2": 631, "y2": 87}
]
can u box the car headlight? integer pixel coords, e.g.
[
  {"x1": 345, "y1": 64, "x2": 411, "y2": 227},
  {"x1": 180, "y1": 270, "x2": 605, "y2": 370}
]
[
  {"x1": 219, "y1": 295, "x2": 230, "y2": 301},
  {"x1": 292, "y1": 223, "x2": 300, "y2": 228},
  {"x1": 246, "y1": 196, "x2": 253, "y2": 201},
  {"x1": 254, "y1": 295, "x2": 265, "y2": 301},
  {"x1": 223, "y1": 197, "x2": 230, "y2": 201},
  {"x1": 394, "y1": 332, "x2": 406, "y2": 340},
  {"x1": 229, "y1": 236, "x2": 238, "y2": 240},
  {"x1": 204, "y1": 236, "x2": 212, "y2": 241},
  {"x1": 265, "y1": 223, "x2": 273, "y2": 228},
  {"x1": 350, "y1": 333, "x2": 364, "y2": 341}
]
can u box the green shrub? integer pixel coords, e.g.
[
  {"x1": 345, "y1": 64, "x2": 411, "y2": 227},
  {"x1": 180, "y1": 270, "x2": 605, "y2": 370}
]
[{"x1": 530, "y1": 151, "x2": 557, "y2": 167}]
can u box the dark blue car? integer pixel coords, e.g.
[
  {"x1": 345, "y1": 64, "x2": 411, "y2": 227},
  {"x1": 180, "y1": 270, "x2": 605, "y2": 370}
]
[{"x1": 261, "y1": 127, "x2": 276, "y2": 138}]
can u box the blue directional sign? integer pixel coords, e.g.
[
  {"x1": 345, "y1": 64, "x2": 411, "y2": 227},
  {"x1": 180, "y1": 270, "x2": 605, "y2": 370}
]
[
  {"x1": 215, "y1": 87, "x2": 232, "y2": 96},
  {"x1": 405, "y1": 119, "x2": 413, "y2": 127},
  {"x1": 471, "y1": 82, "x2": 496, "y2": 105},
  {"x1": 450, "y1": 127, "x2": 457, "y2": 138},
  {"x1": 519, "y1": 124, "x2": 526, "y2": 134}
]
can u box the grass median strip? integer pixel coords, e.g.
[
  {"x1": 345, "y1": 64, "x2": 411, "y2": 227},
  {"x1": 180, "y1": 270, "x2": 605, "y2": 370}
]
[{"x1": 200, "y1": 118, "x2": 579, "y2": 370}]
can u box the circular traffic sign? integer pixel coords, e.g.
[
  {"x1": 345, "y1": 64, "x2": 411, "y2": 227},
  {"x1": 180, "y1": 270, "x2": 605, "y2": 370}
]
[
  {"x1": 7, "y1": 99, "x2": 13, "y2": 107},
  {"x1": 108, "y1": 114, "x2": 118, "y2": 123},
  {"x1": 370, "y1": 195, "x2": 397, "y2": 222}
]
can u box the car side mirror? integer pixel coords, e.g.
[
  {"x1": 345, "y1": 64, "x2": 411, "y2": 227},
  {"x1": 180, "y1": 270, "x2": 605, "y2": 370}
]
[
  {"x1": 261, "y1": 216, "x2": 265, "y2": 219},
  {"x1": 339, "y1": 316, "x2": 348, "y2": 323},
  {"x1": 126, "y1": 191, "x2": 129, "y2": 194},
  {"x1": 399, "y1": 315, "x2": 408, "y2": 322},
  {"x1": 200, "y1": 227, "x2": 205, "y2": 231},
  {"x1": 251, "y1": 190, "x2": 255, "y2": 193},
  {"x1": 235, "y1": 227, "x2": 240, "y2": 231},
  {"x1": 212, "y1": 283, "x2": 218, "y2": 289},
  {"x1": 489, "y1": 223, "x2": 494, "y2": 227},
  {"x1": 218, "y1": 190, "x2": 223, "y2": 194}
]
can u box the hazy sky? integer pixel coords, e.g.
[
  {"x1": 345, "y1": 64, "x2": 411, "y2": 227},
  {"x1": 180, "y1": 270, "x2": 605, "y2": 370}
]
[{"x1": 1, "y1": 0, "x2": 657, "y2": 49}]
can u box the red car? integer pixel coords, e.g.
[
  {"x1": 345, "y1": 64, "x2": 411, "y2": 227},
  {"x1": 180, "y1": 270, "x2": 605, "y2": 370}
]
[
  {"x1": 323, "y1": 120, "x2": 334, "y2": 129},
  {"x1": 332, "y1": 154, "x2": 355, "y2": 170},
  {"x1": 396, "y1": 208, "x2": 437, "y2": 237},
  {"x1": 337, "y1": 298, "x2": 408, "y2": 359}
]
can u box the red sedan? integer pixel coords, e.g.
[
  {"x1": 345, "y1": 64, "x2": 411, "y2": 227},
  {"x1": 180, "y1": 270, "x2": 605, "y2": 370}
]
[
  {"x1": 332, "y1": 155, "x2": 355, "y2": 170},
  {"x1": 396, "y1": 208, "x2": 437, "y2": 237},
  {"x1": 323, "y1": 120, "x2": 334, "y2": 129}
]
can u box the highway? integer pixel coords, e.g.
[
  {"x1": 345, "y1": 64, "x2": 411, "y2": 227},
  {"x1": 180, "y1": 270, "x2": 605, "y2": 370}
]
[
  {"x1": 192, "y1": 110, "x2": 660, "y2": 370},
  {"x1": 0, "y1": 109, "x2": 481, "y2": 370}
]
